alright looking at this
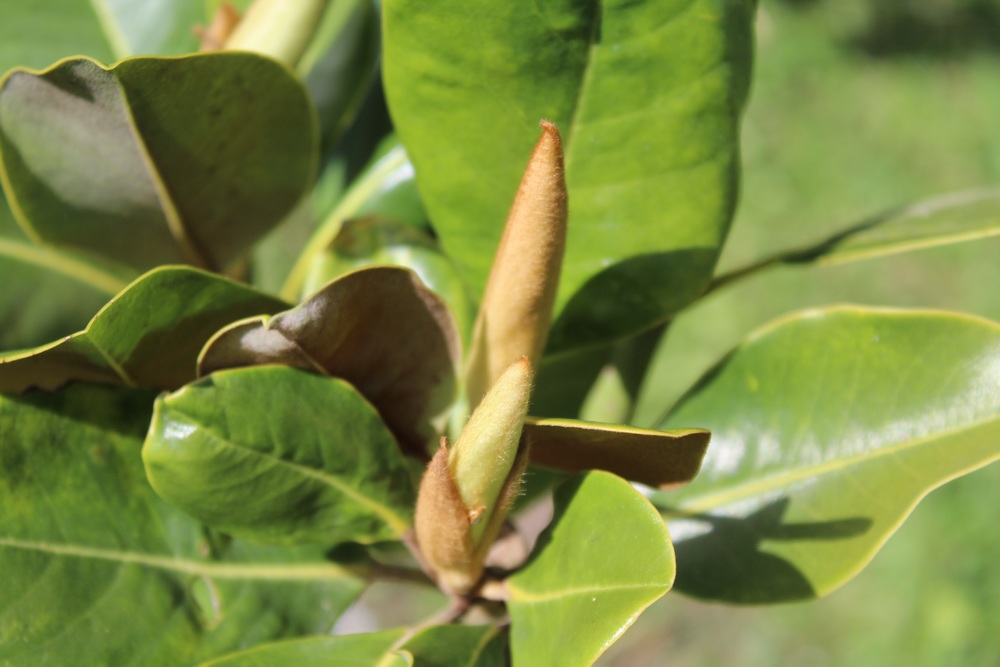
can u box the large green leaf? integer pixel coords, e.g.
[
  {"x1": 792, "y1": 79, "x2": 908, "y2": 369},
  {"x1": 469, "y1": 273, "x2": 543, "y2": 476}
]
[
  {"x1": 382, "y1": 0, "x2": 755, "y2": 352},
  {"x1": 201, "y1": 630, "x2": 409, "y2": 667},
  {"x1": 0, "y1": 266, "x2": 286, "y2": 392},
  {"x1": 507, "y1": 471, "x2": 675, "y2": 667},
  {"x1": 144, "y1": 365, "x2": 416, "y2": 545},
  {"x1": 0, "y1": 384, "x2": 362, "y2": 665},
  {"x1": 200, "y1": 267, "x2": 460, "y2": 455},
  {"x1": 656, "y1": 307, "x2": 1000, "y2": 603},
  {"x1": 0, "y1": 53, "x2": 316, "y2": 272}
]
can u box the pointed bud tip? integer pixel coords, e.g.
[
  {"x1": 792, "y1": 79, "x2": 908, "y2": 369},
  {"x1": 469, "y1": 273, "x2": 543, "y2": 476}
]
[{"x1": 536, "y1": 120, "x2": 563, "y2": 154}]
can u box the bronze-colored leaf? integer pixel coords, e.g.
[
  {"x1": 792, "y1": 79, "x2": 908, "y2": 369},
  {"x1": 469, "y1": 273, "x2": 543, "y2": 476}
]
[
  {"x1": 199, "y1": 266, "x2": 460, "y2": 454},
  {"x1": 524, "y1": 418, "x2": 709, "y2": 489}
]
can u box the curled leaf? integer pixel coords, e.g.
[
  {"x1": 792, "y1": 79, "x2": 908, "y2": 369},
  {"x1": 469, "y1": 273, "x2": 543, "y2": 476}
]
[
  {"x1": 524, "y1": 418, "x2": 710, "y2": 489},
  {"x1": 199, "y1": 266, "x2": 460, "y2": 454}
]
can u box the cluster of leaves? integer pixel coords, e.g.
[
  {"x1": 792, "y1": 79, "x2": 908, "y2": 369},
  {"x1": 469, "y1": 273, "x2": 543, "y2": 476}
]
[{"x1": 1, "y1": 1, "x2": 1000, "y2": 665}]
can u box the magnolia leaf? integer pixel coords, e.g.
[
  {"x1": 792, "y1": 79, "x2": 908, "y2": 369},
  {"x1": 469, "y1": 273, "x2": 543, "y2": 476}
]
[
  {"x1": 656, "y1": 306, "x2": 1000, "y2": 603},
  {"x1": 199, "y1": 266, "x2": 460, "y2": 454},
  {"x1": 0, "y1": 266, "x2": 286, "y2": 392},
  {"x1": 200, "y1": 630, "x2": 408, "y2": 667},
  {"x1": 383, "y1": 0, "x2": 755, "y2": 353},
  {"x1": 507, "y1": 471, "x2": 674, "y2": 667},
  {"x1": 0, "y1": 384, "x2": 362, "y2": 665},
  {"x1": 712, "y1": 188, "x2": 1000, "y2": 292},
  {"x1": 803, "y1": 187, "x2": 1000, "y2": 266},
  {"x1": 143, "y1": 365, "x2": 416, "y2": 545},
  {"x1": 0, "y1": 53, "x2": 316, "y2": 272},
  {"x1": 523, "y1": 418, "x2": 710, "y2": 489},
  {"x1": 401, "y1": 624, "x2": 506, "y2": 667}
]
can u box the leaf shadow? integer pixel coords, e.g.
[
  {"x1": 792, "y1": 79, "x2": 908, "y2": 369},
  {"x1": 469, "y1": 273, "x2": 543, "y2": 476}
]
[
  {"x1": 547, "y1": 248, "x2": 717, "y2": 354},
  {"x1": 665, "y1": 496, "x2": 873, "y2": 603}
]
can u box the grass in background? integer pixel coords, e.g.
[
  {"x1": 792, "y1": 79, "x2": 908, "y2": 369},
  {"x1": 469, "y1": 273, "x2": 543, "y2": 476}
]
[{"x1": 607, "y1": 1, "x2": 1000, "y2": 664}]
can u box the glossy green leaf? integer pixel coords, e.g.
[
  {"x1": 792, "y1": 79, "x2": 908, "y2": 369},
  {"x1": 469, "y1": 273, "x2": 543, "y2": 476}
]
[
  {"x1": 200, "y1": 266, "x2": 460, "y2": 454},
  {"x1": 656, "y1": 307, "x2": 1000, "y2": 603},
  {"x1": 0, "y1": 384, "x2": 363, "y2": 665},
  {"x1": 201, "y1": 630, "x2": 408, "y2": 667},
  {"x1": 303, "y1": 217, "x2": 473, "y2": 344},
  {"x1": 712, "y1": 188, "x2": 1000, "y2": 293},
  {"x1": 508, "y1": 471, "x2": 675, "y2": 667},
  {"x1": 383, "y1": 0, "x2": 755, "y2": 352},
  {"x1": 144, "y1": 365, "x2": 416, "y2": 545},
  {"x1": 402, "y1": 624, "x2": 505, "y2": 667},
  {"x1": 523, "y1": 418, "x2": 710, "y2": 489},
  {"x1": 0, "y1": 266, "x2": 286, "y2": 392},
  {"x1": 0, "y1": 53, "x2": 316, "y2": 272}
]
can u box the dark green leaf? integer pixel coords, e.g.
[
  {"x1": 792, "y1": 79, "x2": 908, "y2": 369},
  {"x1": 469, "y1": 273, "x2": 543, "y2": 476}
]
[
  {"x1": 383, "y1": 0, "x2": 755, "y2": 352},
  {"x1": 508, "y1": 471, "x2": 674, "y2": 667},
  {"x1": 0, "y1": 266, "x2": 286, "y2": 392},
  {"x1": 0, "y1": 53, "x2": 316, "y2": 272},
  {"x1": 200, "y1": 266, "x2": 460, "y2": 454},
  {"x1": 657, "y1": 307, "x2": 1000, "y2": 603},
  {"x1": 0, "y1": 384, "x2": 362, "y2": 665},
  {"x1": 144, "y1": 365, "x2": 416, "y2": 545},
  {"x1": 298, "y1": 0, "x2": 380, "y2": 151}
]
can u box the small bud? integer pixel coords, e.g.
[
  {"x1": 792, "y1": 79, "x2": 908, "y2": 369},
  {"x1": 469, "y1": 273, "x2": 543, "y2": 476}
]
[
  {"x1": 449, "y1": 358, "x2": 533, "y2": 544},
  {"x1": 465, "y1": 121, "x2": 567, "y2": 409},
  {"x1": 414, "y1": 359, "x2": 534, "y2": 595},
  {"x1": 414, "y1": 441, "x2": 477, "y2": 594}
]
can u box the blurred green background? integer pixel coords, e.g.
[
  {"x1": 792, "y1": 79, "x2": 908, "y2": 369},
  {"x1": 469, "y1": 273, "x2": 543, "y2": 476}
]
[
  {"x1": 606, "y1": 0, "x2": 1000, "y2": 664},
  {"x1": 1, "y1": 1, "x2": 997, "y2": 664}
]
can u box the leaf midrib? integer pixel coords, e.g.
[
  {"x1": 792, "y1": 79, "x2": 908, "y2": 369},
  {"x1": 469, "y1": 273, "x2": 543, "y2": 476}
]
[
  {"x1": 196, "y1": 414, "x2": 412, "y2": 535},
  {"x1": 0, "y1": 536, "x2": 351, "y2": 581},
  {"x1": 0, "y1": 236, "x2": 127, "y2": 294},
  {"x1": 508, "y1": 580, "x2": 669, "y2": 604}
]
